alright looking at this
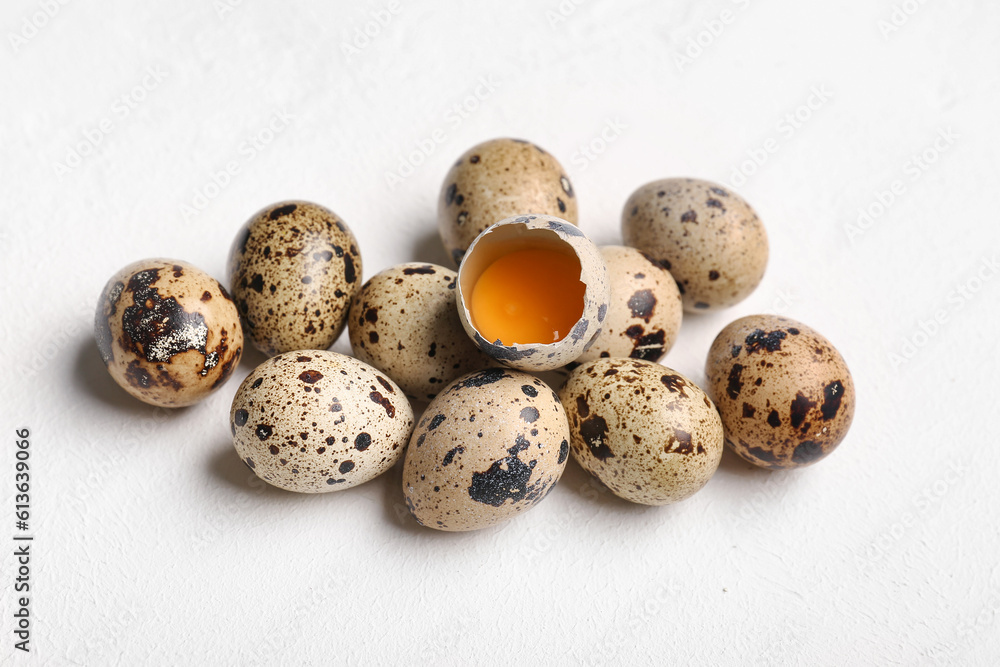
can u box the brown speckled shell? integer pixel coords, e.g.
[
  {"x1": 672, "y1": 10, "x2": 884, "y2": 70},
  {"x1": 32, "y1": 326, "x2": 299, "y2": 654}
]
[
  {"x1": 402, "y1": 368, "x2": 570, "y2": 531},
  {"x1": 559, "y1": 358, "x2": 723, "y2": 506},
  {"x1": 347, "y1": 263, "x2": 494, "y2": 403},
  {"x1": 456, "y1": 215, "x2": 611, "y2": 372},
  {"x1": 575, "y1": 246, "x2": 683, "y2": 365},
  {"x1": 94, "y1": 258, "x2": 243, "y2": 408},
  {"x1": 705, "y1": 315, "x2": 855, "y2": 470},
  {"x1": 230, "y1": 351, "x2": 414, "y2": 493},
  {"x1": 621, "y1": 178, "x2": 768, "y2": 312},
  {"x1": 438, "y1": 138, "x2": 578, "y2": 266},
  {"x1": 227, "y1": 201, "x2": 363, "y2": 356}
]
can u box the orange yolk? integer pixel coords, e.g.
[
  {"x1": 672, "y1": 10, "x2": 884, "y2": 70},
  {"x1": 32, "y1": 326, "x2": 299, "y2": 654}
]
[{"x1": 469, "y1": 248, "x2": 585, "y2": 346}]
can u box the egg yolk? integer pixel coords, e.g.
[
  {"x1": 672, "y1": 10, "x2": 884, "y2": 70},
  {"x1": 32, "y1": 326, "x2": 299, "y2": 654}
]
[{"x1": 469, "y1": 248, "x2": 586, "y2": 345}]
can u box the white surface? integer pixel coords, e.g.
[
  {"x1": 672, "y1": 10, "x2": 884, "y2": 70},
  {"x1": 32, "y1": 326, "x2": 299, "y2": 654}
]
[{"x1": 2, "y1": 0, "x2": 999, "y2": 664}]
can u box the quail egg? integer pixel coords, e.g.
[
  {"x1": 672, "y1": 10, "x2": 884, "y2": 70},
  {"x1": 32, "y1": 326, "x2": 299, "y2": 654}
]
[
  {"x1": 439, "y1": 138, "x2": 578, "y2": 266},
  {"x1": 705, "y1": 314, "x2": 855, "y2": 469},
  {"x1": 228, "y1": 200, "x2": 363, "y2": 356},
  {"x1": 347, "y1": 263, "x2": 493, "y2": 402},
  {"x1": 574, "y1": 245, "x2": 683, "y2": 365},
  {"x1": 402, "y1": 368, "x2": 569, "y2": 531},
  {"x1": 94, "y1": 258, "x2": 243, "y2": 407},
  {"x1": 622, "y1": 178, "x2": 767, "y2": 312},
  {"x1": 560, "y1": 358, "x2": 723, "y2": 505},
  {"x1": 231, "y1": 350, "x2": 414, "y2": 493}
]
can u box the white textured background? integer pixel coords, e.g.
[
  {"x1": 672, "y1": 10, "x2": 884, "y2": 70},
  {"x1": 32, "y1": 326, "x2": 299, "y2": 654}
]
[{"x1": 2, "y1": 0, "x2": 999, "y2": 664}]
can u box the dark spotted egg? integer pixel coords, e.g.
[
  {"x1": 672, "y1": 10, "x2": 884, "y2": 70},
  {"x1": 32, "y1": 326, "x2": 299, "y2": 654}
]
[
  {"x1": 705, "y1": 314, "x2": 855, "y2": 470},
  {"x1": 438, "y1": 138, "x2": 578, "y2": 267},
  {"x1": 402, "y1": 368, "x2": 570, "y2": 531},
  {"x1": 622, "y1": 178, "x2": 768, "y2": 312},
  {"x1": 227, "y1": 201, "x2": 363, "y2": 357},
  {"x1": 94, "y1": 258, "x2": 243, "y2": 407},
  {"x1": 559, "y1": 358, "x2": 723, "y2": 506},
  {"x1": 347, "y1": 263, "x2": 493, "y2": 403},
  {"x1": 574, "y1": 246, "x2": 683, "y2": 365},
  {"x1": 230, "y1": 351, "x2": 414, "y2": 493}
]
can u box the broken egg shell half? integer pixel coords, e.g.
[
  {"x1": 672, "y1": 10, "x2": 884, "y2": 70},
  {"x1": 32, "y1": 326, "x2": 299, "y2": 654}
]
[{"x1": 456, "y1": 214, "x2": 611, "y2": 372}]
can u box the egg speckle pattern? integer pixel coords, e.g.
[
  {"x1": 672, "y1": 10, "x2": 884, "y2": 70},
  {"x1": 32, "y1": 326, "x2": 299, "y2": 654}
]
[
  {"x1": 574, "y1": 245, "x2": 683, "y2": 365},
  {"x1": 622, "y1": 178, "x2": 768, "y2": 312},
  {"x1": 559, "y1": 358, "x2": 723, "y2": 505},
  {"x1": 438, "y1": 138, "x2": 578, "y2": 266},
  {"x1": 402, "y1": 368, "x2": 569, "y2": 531},
  {"x1": 347, "y1": 263, "x2": 493, "y2": 402},
  {"x1": 227, "y1": 200, "x2": 363, "y2": 356},
  {"x1": 705, "y1": 314, "x2": 855, "y2": 469},
  {"x1": 95, "y1": 258, "x2": 243, "y2": 407},
  {"x1": 230, "y1": 350, "x2": 414, "y2": 493}
]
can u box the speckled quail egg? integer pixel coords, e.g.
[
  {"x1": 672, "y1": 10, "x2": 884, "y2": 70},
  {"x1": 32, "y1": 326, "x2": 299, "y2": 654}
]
[
  {"x1": 456, "y1": 214, "x2": 610, "y2": 372},
  {"x1": 227, "y1": 201, "x2": 363, "y2": 356},
  {"x1": 573, "y1": 245, "x2": 683, "y2": 365},
  {"x1": 559, "y1": 358, "x2": 723, "y2": 506},
  {"x1": 230, "y1": 350, "x2": 414, "y2": 493},
  {"x1": 705, "y1": 315, "x2": 855, "y2": 470},
  {"x1": 94, "y1": 258, "x2": 243, "y2": 408},
  {"x1": 439, "y1": 138, "x2": 578, "y2": 266},
  {"x1": 347, "y1": 263, "x2": 494, "y2": 403},
  {"x1": 621, "y1": 178, "x2": 768, "y2": 312},
  {"x1": 402, "y1": 368, "x2": 570, "y2": 531}
]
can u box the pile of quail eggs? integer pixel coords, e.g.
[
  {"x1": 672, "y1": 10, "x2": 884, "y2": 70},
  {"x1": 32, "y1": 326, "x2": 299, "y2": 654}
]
[{"x1": 94, "y1": 137, "x2": 855, "y2": 532}]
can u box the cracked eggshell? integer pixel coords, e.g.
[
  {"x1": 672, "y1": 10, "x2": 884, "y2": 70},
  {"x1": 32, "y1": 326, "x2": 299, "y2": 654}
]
[
  {"x1": 559, "y1": 358, "x2": 723, "y2": 506},
  {"x1": 347, "y1": 262, "x2": 494, "y2": 403},
  {"x1": 457, "y1": 215, "x2": 610, "y2": 372},
  {"x1": 402, "y1": 368, "x2": 570, "y2": 531},
  {"x1": 94, "y1": 258, "x2": 243, "y2": 408},
  {"x1": 230, "y1": 350, "x2": 414, "y2": 493},
  {"x1": 621, "y1": 178, "x2": 767, "y2": 312},
  {"x1": 705, "y1": 314, "x2": 855, "y2": 470},
  {"x1": 438, "y1": 138, "x2": 578, "y2": 267},
  {"x1": 227, "y1": 200, "x2": 363, "y2": 357},
  {"x1": 574, "y1": 246, "x2": 683, "y2": 365}
]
